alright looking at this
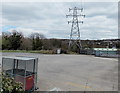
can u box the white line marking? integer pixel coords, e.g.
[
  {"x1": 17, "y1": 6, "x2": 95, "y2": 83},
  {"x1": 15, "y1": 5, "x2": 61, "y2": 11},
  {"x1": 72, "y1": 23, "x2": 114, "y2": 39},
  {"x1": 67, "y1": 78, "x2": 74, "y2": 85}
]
[{"x1": 50, "y1": 87, "x2": 61, "y2": 91}]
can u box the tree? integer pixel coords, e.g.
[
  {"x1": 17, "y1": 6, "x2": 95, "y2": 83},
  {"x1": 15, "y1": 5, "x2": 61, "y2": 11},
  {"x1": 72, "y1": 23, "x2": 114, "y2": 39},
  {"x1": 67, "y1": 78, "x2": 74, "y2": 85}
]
[
  {"x1": 30, "y1": 33, "x2": 45, "y2": 50},
  {"x1": 2, "y1": 31, "x2": 23, "y2": 50},
  {"x1": 20, "y1": 37, "x2": 32, "y2": 50},
  {"x1": 42, "y1": 39, "x2": 53, "y2": 50},
  {"x1": 50, "y1": 39, "x2": 62, "y2": 49},
  {"x1": 9, "y1": 31, "x2": 23, "y2": 50},
  {"x1": 2, "y1": 32, "x2": 11, "y2": 50},
  {"x1": 1, "y1": 72, "x2": 23, "y2": 93}
]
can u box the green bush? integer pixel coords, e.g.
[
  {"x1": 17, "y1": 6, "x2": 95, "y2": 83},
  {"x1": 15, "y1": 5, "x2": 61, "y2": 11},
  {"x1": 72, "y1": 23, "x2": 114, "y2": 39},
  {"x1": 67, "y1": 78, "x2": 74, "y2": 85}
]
[{"x1": 0, "y1": 72, "x2": 23, "y2": 93}]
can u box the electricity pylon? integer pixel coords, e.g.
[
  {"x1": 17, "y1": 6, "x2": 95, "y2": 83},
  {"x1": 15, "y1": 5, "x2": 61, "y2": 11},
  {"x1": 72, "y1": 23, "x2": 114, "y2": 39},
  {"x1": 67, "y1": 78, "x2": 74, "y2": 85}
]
[{"x1": 66, "y1": 7, "x2": 85, "y2": 53}]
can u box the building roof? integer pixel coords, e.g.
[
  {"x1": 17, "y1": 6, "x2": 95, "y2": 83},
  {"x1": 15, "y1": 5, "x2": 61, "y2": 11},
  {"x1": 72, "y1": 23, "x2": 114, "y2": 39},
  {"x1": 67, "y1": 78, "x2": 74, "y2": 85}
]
[{"x1": 93, "y1": 48, "x2": 117, "y2": 51}]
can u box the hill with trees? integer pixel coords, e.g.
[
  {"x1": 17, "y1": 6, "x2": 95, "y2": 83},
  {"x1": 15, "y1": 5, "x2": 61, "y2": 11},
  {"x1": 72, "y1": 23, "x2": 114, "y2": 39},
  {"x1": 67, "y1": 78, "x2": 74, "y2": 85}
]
[{"x1": 1, "y1": 31, "x2": 120, "y2": 54}]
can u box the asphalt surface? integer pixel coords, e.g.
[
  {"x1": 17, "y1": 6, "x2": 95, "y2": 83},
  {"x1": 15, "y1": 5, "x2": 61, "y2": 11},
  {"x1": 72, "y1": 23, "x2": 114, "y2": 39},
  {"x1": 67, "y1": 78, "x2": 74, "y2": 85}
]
[{"x1": 2, "y1": 53, "x2": 118, "y2": 91}]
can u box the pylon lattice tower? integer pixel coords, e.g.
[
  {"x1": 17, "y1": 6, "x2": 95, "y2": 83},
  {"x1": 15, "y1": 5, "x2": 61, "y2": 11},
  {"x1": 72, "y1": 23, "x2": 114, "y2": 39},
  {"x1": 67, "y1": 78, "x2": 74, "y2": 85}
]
[{"x1": 66, "y1": 7, "x2": 85, "y2": 52}]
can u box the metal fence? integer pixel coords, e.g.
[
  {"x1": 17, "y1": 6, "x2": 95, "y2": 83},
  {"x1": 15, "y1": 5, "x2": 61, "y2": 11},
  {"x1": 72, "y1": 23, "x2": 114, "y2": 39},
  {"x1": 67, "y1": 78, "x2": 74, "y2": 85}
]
[{"x1": 2, "y1": 56, "x2": 38, "y2": 91}]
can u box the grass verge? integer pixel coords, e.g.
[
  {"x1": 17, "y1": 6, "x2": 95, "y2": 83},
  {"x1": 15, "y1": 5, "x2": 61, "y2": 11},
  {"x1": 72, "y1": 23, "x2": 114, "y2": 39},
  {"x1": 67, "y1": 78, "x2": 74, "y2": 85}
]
[{"x1": 1, "y1": 50, "x2": 53, "y2": 54}]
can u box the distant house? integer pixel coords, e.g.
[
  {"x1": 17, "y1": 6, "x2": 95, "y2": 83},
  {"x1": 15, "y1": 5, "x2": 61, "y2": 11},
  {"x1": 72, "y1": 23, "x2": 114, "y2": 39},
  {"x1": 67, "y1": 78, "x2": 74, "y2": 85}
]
[{"x1": 93, "y1": 48, "x2": 118, "y2": 58}]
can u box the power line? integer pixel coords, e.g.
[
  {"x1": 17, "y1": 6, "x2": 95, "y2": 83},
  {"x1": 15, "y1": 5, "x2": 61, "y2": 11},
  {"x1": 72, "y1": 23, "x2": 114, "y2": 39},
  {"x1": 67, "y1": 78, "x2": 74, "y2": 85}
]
[{"x1": 66, "y1": 6, "x2": 85, "y2": 53}]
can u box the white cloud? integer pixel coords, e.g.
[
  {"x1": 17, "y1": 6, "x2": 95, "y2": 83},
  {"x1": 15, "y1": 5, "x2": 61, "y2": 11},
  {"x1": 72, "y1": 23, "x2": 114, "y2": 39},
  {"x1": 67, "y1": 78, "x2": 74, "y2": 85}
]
[
  {"x1": 8, "y1": 27, "x2": 49, "y2": 37},
  {"x1": 2, "y1": 0, "x2": 119, "y2": 2},
  {"x1": 2, "y1": 2, "x2": 118, "y2": 40}
]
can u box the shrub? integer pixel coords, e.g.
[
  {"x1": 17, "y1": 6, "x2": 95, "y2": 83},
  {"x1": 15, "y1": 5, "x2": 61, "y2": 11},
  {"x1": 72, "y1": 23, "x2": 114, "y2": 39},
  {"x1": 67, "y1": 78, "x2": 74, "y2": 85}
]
[{"x1": 0, "y1": 72, "x2": 23, "y2": 93}]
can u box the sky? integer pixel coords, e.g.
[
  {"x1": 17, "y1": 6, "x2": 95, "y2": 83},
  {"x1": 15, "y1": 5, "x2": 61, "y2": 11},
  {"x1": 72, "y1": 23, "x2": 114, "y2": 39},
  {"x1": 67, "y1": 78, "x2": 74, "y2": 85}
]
[{"x1": 1, "y1": 2, "x2": 118, "y2": 40}]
